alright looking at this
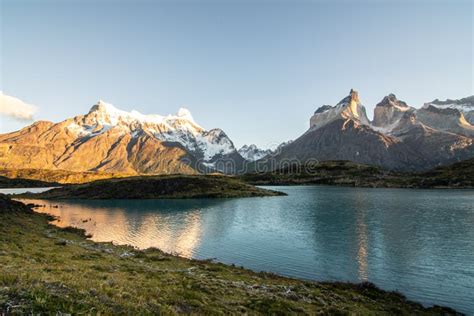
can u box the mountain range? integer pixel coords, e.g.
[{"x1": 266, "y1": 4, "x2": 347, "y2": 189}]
[
  {"x1": 0, "y1": 101, "x2": 245, "y2": 175},
  {"x1": 263, "y1": 90, "x2": 474, "y2": 171},
  {"x1": 238, "y1": 144, "x2": 272, "y2": 162},
  {"x1": 0, "y1": 90, "x2": 473, "y2": 174}
]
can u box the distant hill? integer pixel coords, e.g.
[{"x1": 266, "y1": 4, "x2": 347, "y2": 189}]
[
  {"x1": 241, "y1": 161, "x2": 400, "y2": 187},
  {"x1": 241, "y1": 159, "x2": 474, "y2": 189},
  {"x1": 3, "y1": 158, "x2": 473, "y2": 190},
  {"x1": 0, "y1": 168, "x2": 130, "y2": 185},
  {"x1": 414, "y1": 158, "x2": 474, "y2": 188},
  {"x1": 19, "y1": 175, "x2": 285, "y2": 199},
  {"x1": 0, "y1": 175, "x2": 57, "y2": 188},
  {"x1": 263, "y1": 90, "x2": 474, "y2": 172}
]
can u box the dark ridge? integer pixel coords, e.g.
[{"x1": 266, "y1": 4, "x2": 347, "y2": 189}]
[
  {"x1": 18, "y1": 174, "x2": 286, "y2": 199},
  {"x1": 240, "y1": 159, "x2": 474, "y2": 189},
  {"x1": 0, "y1": 176, "x2": 58, "y2": 189},
  {"x1": 430, "y1": 95, "x2": 474, "y2": 106}
]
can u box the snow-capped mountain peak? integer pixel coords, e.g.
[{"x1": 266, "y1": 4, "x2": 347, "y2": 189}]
[
  {"x1": 67, "y1": 101, "x2": 237, "y2": 166},
  {"x1": 87, "y1": 101, "x2": 202, "y2": 129},
  {"x1": 176, "y1": 107, "x2": 194, "y2": 121},
  {"x1": 238, "y1": 144, "x2": 272, "y2": 161},
  {"x1": 376, "y1": 94, "x2": 410, "y2": 110},
  {"x1": 423, "y1": 96, "x2": 474, "y2": 125}
]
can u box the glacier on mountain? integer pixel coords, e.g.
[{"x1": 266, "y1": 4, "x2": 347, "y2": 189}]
[
  {"x1": 238, "y1": 144, "x2": 272, "y2": 161},
  {"x1": 66, "y1": 100, "x2": 237, "y2": 164}
]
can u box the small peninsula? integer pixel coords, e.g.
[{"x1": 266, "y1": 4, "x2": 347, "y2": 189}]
[{"x1": 18, "y1": 175, "x2": 285, "y2": 199}]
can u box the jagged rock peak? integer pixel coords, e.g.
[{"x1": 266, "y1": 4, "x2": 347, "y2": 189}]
[
  {"x1": 423, "y1": 95, "x2": 474, "y2": 125},
  {"x1": 240, "y1": 144, "x2": 258, "y2": 151},
  {"x1": 204, "y1": 128, "x2": 232, "y2": 142},
  {"x1": 337, "y1": 89, "x2": 360, "y2": 105},
  {"x1": 372, "y1": 94, "x2": 412, "y2": 128},
  {"x1": 423, "y1": 104, "x2": 462, "y2": 115},
  {"x1": 350, "y1": 89, "x2": 360, "y2": 103},
  {"x1": 238, "y1": 144, "x2": 272, "y2": 161},
  {"x1": 376, "y1": 94, "x2": 409, "y2": 108},
  {"x1": 309, "y1": 89, "x2": 370, "y2": 129},
  {"x1": 314, "y1": 105, "x2": 333, "y2": 114},
  {"x1": 89, "y1": 100, "x2": 116, "y2": 113},
  {"x1": 430, "y1": 95, "x2": 474, "y2": 106}
]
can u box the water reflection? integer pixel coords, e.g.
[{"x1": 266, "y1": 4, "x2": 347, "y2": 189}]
[
  {"x1": 23, "y1": 199, "x2": 209, "y2": 258},
  {"x1": 356, "y1": 207, "x2": 368, "y2": 281},
  {"x1": 347, "y1": 189, "x2": 370, "y2": 282}
]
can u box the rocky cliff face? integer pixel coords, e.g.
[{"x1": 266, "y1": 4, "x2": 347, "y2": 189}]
[
  {"x1": 309, "y1": 89, "x2": 370, "y2": 130},
  {"x1": 270, "y1": 90, "x2": 474, "y2": 171},
  {"x1": 0, "y1": 100, "x2": 245, "y2": 174},
  {"x1": 425, "y1": 96, "x2": 474, "y2": 124},
  {"x1": 415, "y1": 105, "x2": 474, "y2": 137},
  {"x1": 372, "y1": 94, "x2": 412, "y2": 128}
]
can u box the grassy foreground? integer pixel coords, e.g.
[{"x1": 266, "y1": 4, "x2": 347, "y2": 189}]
[
  {"x1": 18, "y1": 175, "x2": 284, "y2": 199},
  {"x1": 0, "y1": 195, "x2": 459, "y2": 315}
]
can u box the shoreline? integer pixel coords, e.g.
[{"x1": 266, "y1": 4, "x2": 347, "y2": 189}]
[
  {"x1": 0, "y1": 195, "x2": 461, "y2": 314},
  {"x1": 253, "y1": 182, "x2": 474, "y2": 190}
]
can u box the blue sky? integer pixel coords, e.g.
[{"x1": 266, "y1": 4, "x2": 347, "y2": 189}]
[{"x1": 1, "y1": 0, "x2": 472, "y2": 148}]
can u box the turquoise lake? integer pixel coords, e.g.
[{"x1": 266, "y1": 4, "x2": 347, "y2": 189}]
[{"x1": 20, "y1": 186, "x2": 474, "y2": 313}]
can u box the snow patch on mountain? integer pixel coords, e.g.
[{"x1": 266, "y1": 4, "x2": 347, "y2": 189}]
[
  {"x1": 424, "y1": 96, "x2": 474, "y2": 125},
  {"x1": 371, "y1": 120, "x2": 403, "y2": 134},
  {"x1": 238, "y1": 144, "x2": 272, "y2": 161},
  {"x1": 372, "y1": 94, "x2": 414, "y2": 131},
  {"x1": 200, "y1": 129, "x2": 235, "y2": 160},
  {"x1": 87, "y1": 100, "x2": 203, "y2": 131},
  {"x1": 426, "y1": 96, "x2": 474, "y2": 109},
  {"x1": 67, "y1": 100, "x2": 236, "y2": 163},
  {"x1": 423, "y1": 102, "x2": 474, "y2": 113}
]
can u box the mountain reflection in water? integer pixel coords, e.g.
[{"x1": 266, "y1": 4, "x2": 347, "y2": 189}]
[{"x1": 26, "y1": 199, "x2": 228, "y2": 258}]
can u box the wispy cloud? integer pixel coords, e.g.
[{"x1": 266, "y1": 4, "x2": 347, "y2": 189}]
[{"x1": 0, "y1": 91, "x2": 38, "y2": 121}]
